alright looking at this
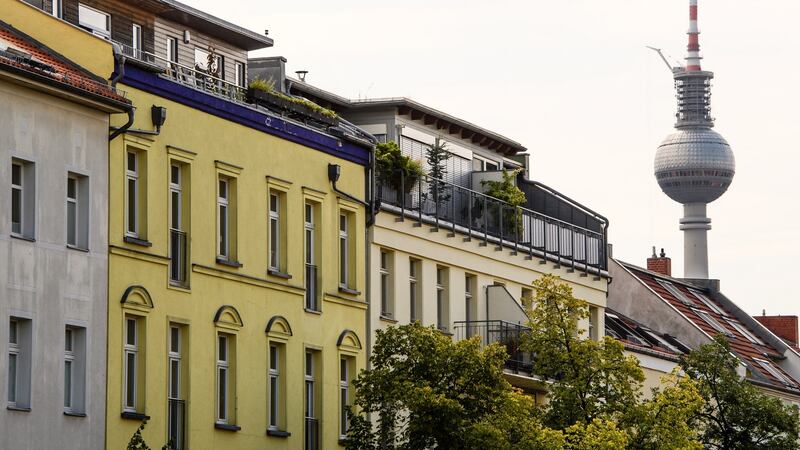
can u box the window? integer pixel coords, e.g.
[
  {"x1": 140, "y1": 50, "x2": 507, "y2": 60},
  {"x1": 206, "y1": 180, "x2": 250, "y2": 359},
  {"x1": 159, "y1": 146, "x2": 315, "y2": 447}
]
[
  {"x1": 166, "y1": 37, "x2": 178, "y2": 63},
  {"x1": 125, "y1": 151, "x2": 141, "y2": 238},
  {"x1": 268, "y1": 344, "x2": 286, "y2": 431},
  {"x1": 168, "y1": 325, "x2": 185, "y2": 449},
  {"x1": 132, "y1": 24, "x2": 142, "y2": 58},
  {"x1": 339, "y1": 213, "x2": 349, "y2": 288},
  {"x1": 588, "y1": 306, "x2": 599, "y2": 340},
  {"x1": 11, "y1": 159, "x2": 35, "y2": 239},
  {"x1": 380, "y1": 250, "x2": 393, "y2": 318},
  {"x1": 217, "y1": 177, "x2": 230, "y2": 259},
  {"x1": 216, "y1": 333, "x2": 235, "y2": 424},
  {"x1": 50, "y1": 0, "x2": 62, "y2": 18},
  {"x1": 235, "y1": 61, "x2": 246, "y2": 88},
  {"x1": 726, "y1": 319, "x2": 764, "y2": 345},
  {"x1": 436, "y1": 267, "x2": 449, "y2": 332},
  {"x1": 695, "y1": 310, "x2": 733, "y2": 337},
  {"x1": 78, "y1": 4, "x2": 110, "y2": 39},
  {"x1": 339, "y1": 357, "x2": 352, "y2": 439},
  {"x1": 194, "y1": 48, "x2": 223, "y2": 78},
  {"x1": 66, "y1": 174, "x2": 89, "y2": 249},
  {"x1": 305, "y1": 203, "x2": 318, "y2": 311},
  {"x1": 64, "y1": 326, "x2": 86, "y2": 414},
  {"x1": 268, "y1": 192, "x2": 284, "y2": 272},
  {"x1": 123, "y1": 316, "x2": 143, "y2": 412},
  {"x1": 754, "y1": 358, "x2": 796, "y2": 387},
  {"x1": 305, "y1": 351, "x2": 319, "y2": 449},
  {"x1": 689, "y1": 289, "x2": 728, "y2": 316},
  {"x1": 169, "y1": 164, "x2": 188, "y2": 285},
  {"x1": 465, "y1": 275, "x2": 476, "y2": 330},
  {"x1": 656, "y1": 279, "x2": 694, "y2": 306},
  {"x1": 409, "y1": 259, "x2": 421, "y2": 322}
]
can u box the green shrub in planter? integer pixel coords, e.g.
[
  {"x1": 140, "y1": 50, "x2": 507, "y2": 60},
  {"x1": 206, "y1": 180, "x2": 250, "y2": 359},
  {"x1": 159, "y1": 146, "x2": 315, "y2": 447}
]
[{"x1": 376, "y1": 141, "x2": 424, "y2": 194}]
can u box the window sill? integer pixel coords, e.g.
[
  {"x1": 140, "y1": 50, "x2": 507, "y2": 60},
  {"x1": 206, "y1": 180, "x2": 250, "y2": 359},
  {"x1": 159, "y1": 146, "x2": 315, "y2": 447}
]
[
  {"x1": 10, "y1": 234, "x2": 35, "y2": 243},
  {"x1": 216, "y1": 257, "x2": 243, "y2": 268},
  {"x1": 267, "y1": 269, "x2": 292, "y2": 280},
  {"x1": 66, "y1": 244, "x2": 89, "y2": 253},
  {"x1": 64, "y1": 411, "x2": 87, "y2": 417},
  {"x1": 6, "y1": 405, "x2": 31, "y2": 412},
  {"x1": 304, "y1": 307, "x2": 322, "y2": 315},
  {"x1": 121, "y1": 411, "x2": 150, "y2": 421},
  {"x1": 215, "y1": 423, "x2": 241, "y2": 432},
  {"x1": 379, "y1": 315, "x2": 398, "y2": 324},
  {"x1": 168, "y1": 282, "x2": 191, "y2": 293},
  {"x1": 338, "y1": 286, "x2": 361, "y2": 296},
  {"x1": 266, "y1": 429, "x2": 291, "y2": 438},
  {"x1": 124, "y1": 236, "x2": 152, "y2": 247},
  {"x1": 339, "y1": 438, "x2": 350, "y2": 446}
]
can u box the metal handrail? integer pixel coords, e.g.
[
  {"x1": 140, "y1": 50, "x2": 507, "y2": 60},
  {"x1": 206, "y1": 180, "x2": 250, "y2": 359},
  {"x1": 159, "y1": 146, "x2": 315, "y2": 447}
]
[
  {"x1": 377, "y1": 169, "x2": 607, "y2": 270},
  {"x1": 169, "y1": 228, "x2": 188, "y2": 286},
  {"x1": 167, "y1": 398, "x2": 185, "y2": 450},
  {"x1": 453, "y1": 320, "x2": 534, "y2": 373},
  {"x1": 305, "y1": 417, "x2": 319, "y2": 450},
  {"x1": 305, "y1": 264, "x2": 318, "y2": 311}
]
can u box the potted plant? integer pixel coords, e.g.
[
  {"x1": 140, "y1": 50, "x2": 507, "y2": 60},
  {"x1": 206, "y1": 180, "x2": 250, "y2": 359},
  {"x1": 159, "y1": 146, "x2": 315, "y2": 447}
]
[
  {"x1": 247, "y1": 77, "x2": 339, "y2": 126},
  {"x1": 481, "y1": 169, "x2": 527, "y2": 236},
  {"x1": 376, "y1": 141, "x2": 424, "y2": 195}
]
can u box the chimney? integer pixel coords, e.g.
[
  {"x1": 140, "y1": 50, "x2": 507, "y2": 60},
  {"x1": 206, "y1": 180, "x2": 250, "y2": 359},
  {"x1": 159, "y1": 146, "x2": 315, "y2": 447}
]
[
  {"x1": 755, "y1": 315, "x2": 799, "y2": 349},
  {"x1": 647, "y1": 247, "x2": 672, "y2": 277},
  {"x1": 247, "y1": 56, "x2": 288, "y2": 93}
]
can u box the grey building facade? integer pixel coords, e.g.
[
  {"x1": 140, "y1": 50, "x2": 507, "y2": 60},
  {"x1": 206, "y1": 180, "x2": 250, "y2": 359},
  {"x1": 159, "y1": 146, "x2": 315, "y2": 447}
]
[{"x1": 0, "y1": 14, "x2": 129, "y2": 449}]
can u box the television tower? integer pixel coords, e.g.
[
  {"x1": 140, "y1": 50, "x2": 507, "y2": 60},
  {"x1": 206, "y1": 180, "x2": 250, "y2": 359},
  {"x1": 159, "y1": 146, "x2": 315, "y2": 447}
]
[{"x1": 654, "y1": 0, "x2": 735, "y2": 279}]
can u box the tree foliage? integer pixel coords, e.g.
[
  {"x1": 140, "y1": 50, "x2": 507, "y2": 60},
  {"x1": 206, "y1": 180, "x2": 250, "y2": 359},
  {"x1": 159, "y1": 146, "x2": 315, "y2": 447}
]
[
  {"x1": 376, "y1": 141, "x2": 424, "y2": 193},
  {"x1": 425, "y1": 139, "x2": 451, "y2": 204},
  {"x1": 679, "y1": 335, "x2": 800, "y2": 449}
]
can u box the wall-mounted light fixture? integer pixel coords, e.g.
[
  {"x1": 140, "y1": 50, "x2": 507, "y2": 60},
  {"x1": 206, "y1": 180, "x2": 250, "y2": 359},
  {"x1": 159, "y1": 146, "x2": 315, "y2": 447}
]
[
  {"x1": 151, "y1": 105, "x2": 167, "y2": 133},
  {"x1": 183, "y1": 30, "x2": 191, "y2": 44},
  {"x1": 328, "y1": 163, "x2": 341, "y2": 183}
]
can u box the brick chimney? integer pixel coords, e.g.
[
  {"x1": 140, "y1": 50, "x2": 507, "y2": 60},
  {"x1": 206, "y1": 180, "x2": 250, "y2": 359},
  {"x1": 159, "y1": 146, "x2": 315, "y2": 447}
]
[
  {"x1": 647, "y1": 247, "x2": 672, "y2": 277},
  {"x1": 755, "y1": 314, "x2": 799, "y2": 349}
]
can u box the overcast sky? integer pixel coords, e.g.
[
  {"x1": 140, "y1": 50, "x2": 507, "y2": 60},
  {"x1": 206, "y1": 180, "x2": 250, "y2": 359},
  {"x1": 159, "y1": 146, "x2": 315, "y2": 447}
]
[{"x1": 192, "y1": 0, "x2": 800, "y2": 317}]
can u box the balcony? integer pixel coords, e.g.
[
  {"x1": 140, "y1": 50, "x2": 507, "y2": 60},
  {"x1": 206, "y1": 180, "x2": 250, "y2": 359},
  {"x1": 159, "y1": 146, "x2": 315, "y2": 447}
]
[
  {"x1": 377, "y1": 171, "x2": 607, "y2": 274},
  {"x1": 454, "y1": 320, "x2": 534, "y2": 373},
  {"x1": 305, "y1": 264, "x2": 319, "y2": 311},
  {"x1": 305, "y1": 417, "x2": 319, "y2": 450},
  {"x1": 167, "y1": 398, "x2": 185, "y2": 450},
  {"x1": 169, "y1": 229, "x2": 188, "y2": 287}
]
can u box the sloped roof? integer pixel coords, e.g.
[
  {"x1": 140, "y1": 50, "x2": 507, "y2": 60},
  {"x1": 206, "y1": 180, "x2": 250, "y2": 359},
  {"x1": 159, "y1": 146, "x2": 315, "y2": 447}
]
[
  {"x1": 621, "y1": 262, "x2": 800, "y2": 392},
  {"x1": 0, "y1": 20, "x2": 129, "y2": 107},
  {"x1": 605, "y1": 308, "x2": 684, "y2": 362}
]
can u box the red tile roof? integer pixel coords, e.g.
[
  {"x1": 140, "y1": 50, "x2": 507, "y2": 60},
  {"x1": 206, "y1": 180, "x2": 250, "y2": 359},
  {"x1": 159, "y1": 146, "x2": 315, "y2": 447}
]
[
  {"x1": 623, "y1": 263, "x2": 800, "y2": 392},
  {"x1": 0, "y1": 20, "x2": 128, "y2": 106}
]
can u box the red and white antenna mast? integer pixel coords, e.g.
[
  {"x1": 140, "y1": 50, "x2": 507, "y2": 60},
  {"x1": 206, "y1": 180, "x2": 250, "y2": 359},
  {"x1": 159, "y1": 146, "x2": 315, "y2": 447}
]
[{"x1": 686, "y1": 0, "x2": 702, "y2": 71}]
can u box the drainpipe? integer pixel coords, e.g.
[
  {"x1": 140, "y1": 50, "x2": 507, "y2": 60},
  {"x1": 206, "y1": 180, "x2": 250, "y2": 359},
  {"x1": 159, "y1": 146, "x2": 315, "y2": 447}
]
[{"x1": 109, "y1": 46, "x2": 134, "y2": 141}]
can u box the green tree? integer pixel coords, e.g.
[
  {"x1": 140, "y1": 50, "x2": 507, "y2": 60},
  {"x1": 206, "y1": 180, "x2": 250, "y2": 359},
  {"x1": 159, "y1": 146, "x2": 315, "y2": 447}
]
[
  {"x1": 345, "y1": 323, "x2": 566, "y2": 449},
  {"x1": 679, "y1": 335, "x2": 800, "y2": 449},
  {"x1": 523, "y1": 275, "x2": 704, "y2": 449},
  {"x1": 425, "y1": 139, "x2": 451, "y2": 204}
]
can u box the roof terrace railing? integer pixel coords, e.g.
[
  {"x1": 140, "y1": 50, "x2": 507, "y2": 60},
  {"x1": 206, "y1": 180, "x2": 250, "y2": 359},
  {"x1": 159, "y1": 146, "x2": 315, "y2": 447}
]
[
  {"x1": 114, "y1": 42, "x2": 247, "y2": 103},
  {"x1": 378, "y1": 170, "x2": 607, "y2": 273}
]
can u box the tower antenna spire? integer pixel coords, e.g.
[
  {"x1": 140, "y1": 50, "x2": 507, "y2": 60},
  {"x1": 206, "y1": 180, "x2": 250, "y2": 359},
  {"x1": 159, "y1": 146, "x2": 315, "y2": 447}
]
[{"x1": 686, "y1": 0, "x2": 702, "y2": 71}]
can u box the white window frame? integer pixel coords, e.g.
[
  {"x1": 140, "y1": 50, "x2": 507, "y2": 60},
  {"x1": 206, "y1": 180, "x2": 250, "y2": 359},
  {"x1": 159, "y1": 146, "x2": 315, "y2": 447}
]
[
  {"x1": 465, "y1": 274, "x2": 473, "y2": 323},
  {"x1": 689, "y1": 289, "x2": 728, "y2": 316},
  {"x1": 132, "y1": 23, "x2": 142, "y2": 57},
  {"x1": 125, "y1": 151, "x2": 139, "y2": 237},
  {"x1": 695, "y1": 310, "x2": 733, "y2": 337},
  {"x1": 7, "y1": 319, "x2": 19, "y2": 407},
  {"x1": 168, "y1": 326, "x2": 181, "y2": 400},
  {"x1": 436, "y1": 267, "x2": 448, "y2": 332},
  {"x1": 726, "y1": 319, "x2": 764, "y2": 345},
  {"x1": 268, "y1": 344, "x2": 279, "y2": 430},
  {"x1": 754, "y1": 358, "x2": 795, "y2": 386},
  {"x1": 123, "y1": 317, "x2": 138, "y2": 412},
  {"x1": 217, "y1": 178, "x2": 229, "y2": 259},
  {"x1": 235, "y1": 61, "x2": 246, "y2": 88},
  {"x1": 166, "y1": 36, "x2": 178, "y2": 64},
  {"x1": 339, "y1": 214, "x2": 349, "y2": 288},
  {"x1": 11, "y1": 161, "x2": 24, "y2": 236},
  {"x1": 268, "y1": 193, "x2": 280, "y2": 271},
  {"x1": 656, "y1": 279, "x2": 694, "y2": 306},
  {"x1": 169, "y1": 164, "x2": 182, "y2": 231},
  {"x1": 66, "y1": 175, "x2": 79, "y2": 247},
  {"x1": 379, "y1": 250, "x2": 391, "y2": 317},
  {"x1": 305, "y1": 204, "x2": 315, "y2": 266},
  {"x1": 409, "y1": 259, "x2": 419, "y2": 322},
  {"x1": 339, "y1": 358, "x2": 350, "y2": 439},
  {"x1": 50, "y1": 0, "x2": 62, "y2": 18},
  {"x1": 77, "y1": 3, "x2": 110, "y2": 39},
  {"x1": 64, "y1": 327, "x2": 75, "y2": 411},
  {"x1": 216, "y1": 334, "x2": 229, "y2": 424},
  {"x1": 304, "y1": 351, "x2": 315, "y2": 420}
]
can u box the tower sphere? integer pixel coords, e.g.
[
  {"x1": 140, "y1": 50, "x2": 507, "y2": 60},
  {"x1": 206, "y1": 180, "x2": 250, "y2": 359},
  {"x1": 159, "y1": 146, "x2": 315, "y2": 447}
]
[{"x1": 654, "y1": 128, "x2": 735, "y2": 204}]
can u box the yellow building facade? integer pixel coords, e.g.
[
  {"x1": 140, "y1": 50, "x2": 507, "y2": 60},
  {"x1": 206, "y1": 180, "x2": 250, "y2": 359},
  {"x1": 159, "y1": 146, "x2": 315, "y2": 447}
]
[{"x1": 105, "y1": 77, "x2": 371, "y2": 449}]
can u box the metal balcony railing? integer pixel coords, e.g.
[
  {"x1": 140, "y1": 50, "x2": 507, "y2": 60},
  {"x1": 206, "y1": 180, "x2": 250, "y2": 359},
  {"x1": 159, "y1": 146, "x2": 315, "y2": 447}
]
[
  {"x1": 305, "y1": 264, "x2": 318, "y2": 311},
  {"x1": 167, "y1": 398, "x2": 185, "y2": 450},
  {"x1": 453, "y1": 320, "x2": 534, "y2": 373},
  {"x1": 113, "y1": 42, "x2": 247, "y2": 103},
  {"x1": 305, "y1": 417, "x2": 319, "y2": 450},
  {"x1": 377, "y1": 170, "x2": 607, "y2": 273},
  {"x1": 169, "y1": 229, "x2": 188, "y2": 286}
]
